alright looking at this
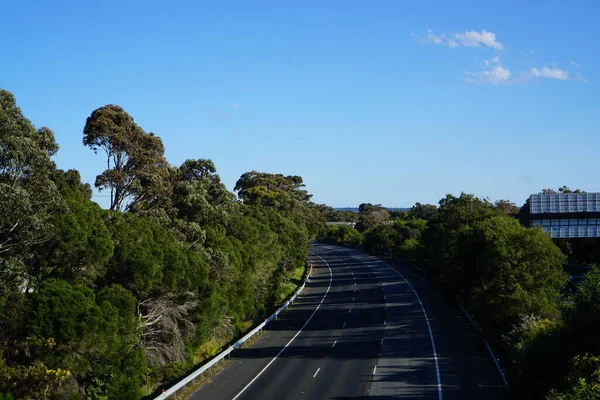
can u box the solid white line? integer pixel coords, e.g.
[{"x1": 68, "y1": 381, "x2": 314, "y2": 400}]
[
  {"x1": 332, "y1": 340, "x2": 337, "y2": 347},
  {"x1": 313, "y1": 368, "x2": 321, "y2": 378},
  {"x1": 373, "y1": 365, "x2": 377, "y2": 375},
  {"x1": 380, "y1": 260, "x2": 443, "y2": 400},
  {"x1": 231, "y1": 253, "x2": 333, "y2": 400}
]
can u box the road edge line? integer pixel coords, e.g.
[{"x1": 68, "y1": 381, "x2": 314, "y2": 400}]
[{"x1": 230, "y1": 253, "x2": 333, "y2": 400}]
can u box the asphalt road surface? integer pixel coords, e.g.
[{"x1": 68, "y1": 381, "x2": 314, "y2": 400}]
[{"x1": 191, "y1": 243, "x2": 508, "y2": 400}]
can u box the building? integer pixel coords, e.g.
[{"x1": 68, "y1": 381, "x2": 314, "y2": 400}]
[{"x1": 529, "y1": 192, "x2": 600, "y2": 238}]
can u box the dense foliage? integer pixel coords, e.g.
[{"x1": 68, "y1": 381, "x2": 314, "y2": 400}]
[
  {"x1": 328, "y1": 193, "x2": 600, "y2": 399},
  {"x1": 0, "y1": 90, "x2": 324, "y2": 399}
]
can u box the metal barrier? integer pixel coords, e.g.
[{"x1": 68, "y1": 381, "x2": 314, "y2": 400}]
[
  {"x1": 154, "y1": 261, "x2": 313, "y2": 400},
  {"x1": 379, "y1": 252, "x2": 510, "y2": 391},
  {"x1": 456, "y1": 302, "x2": 510, "y2": 390}
]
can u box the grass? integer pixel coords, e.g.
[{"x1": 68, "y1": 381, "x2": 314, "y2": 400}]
[
  {"x1": 163, "y1": 331, "x2": 266, "y2": 400},
  {"x1": 278, "y1": 265, "x2": 307, "y2": 302}
]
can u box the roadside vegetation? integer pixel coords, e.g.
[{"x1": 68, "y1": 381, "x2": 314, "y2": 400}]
[
  {"x1": 321, "y1": 193, "x2": 600, "y2": 399},
  {"x1": 0, "y1": 90, "x2": 326, "y2": 399}
]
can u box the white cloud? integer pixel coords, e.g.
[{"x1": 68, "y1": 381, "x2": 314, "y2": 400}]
[
  {"x1": 570, "y1": 60, "x2": 580, "y2": 68},
  {"x1": 528, "y1": 66, "x2": 588, "y2": 83},
  {"x1": 483, "y1": 56, "x2": 501, "y2": 67},
  {"x1": 455, "y1": 30, "x2": 504, "y2": 50},
  {"x1": 466, "y1": 63, "x2": 512, "y2": 85},
  {"x1": 426, "y1": 29, "x2": 447, "y2": 45},
  {"x1": 232, "y1": 104, "x2": 240, "y2": 109},
  {"x1": 424, "y1": 29, "x2": 504, "y2": 50},
  {"x1": 530, "y1": 67, "x2": 570, "y2": 80},
  {"x1": 575, "y1": 72, "x2": 590, "y2": 83}
]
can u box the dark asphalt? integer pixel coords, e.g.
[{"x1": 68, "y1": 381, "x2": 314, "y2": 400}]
[{"x1": 190, "y1": 244, "x2": 508, "y2": 400}]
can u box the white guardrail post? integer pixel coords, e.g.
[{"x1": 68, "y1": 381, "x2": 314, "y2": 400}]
[{"x1": 153, "y1": 260, "x2": 313, "y2": 400}]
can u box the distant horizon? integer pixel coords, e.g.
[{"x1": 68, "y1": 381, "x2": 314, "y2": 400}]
[{"x1": 334, "y1": 207, "x2": 410, "y2": 211}]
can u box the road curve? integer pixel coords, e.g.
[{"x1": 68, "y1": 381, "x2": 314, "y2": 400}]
[{"x1": 190, "y1": 243, "x2": 507, "y2": 400}]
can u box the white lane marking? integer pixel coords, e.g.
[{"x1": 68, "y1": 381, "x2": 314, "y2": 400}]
[
  {"x1": 349, "y1": 309, "x2": 352, "y2": 313},
  {"x1": 352, "y1": 297, "x2": 355, "y2": 302},
  {"x1": 231, "y1": 253, "x2": 333, "y2": 400},
  {"x1": 373, "y1": 365, "x2": 377, "y2": 375},
  {"x1": 384, "y1": 320, "x2": 386, "y2": 325},
  {"x1": 313, "y1": 368, "x2": 321, "y2": 378},
  {"x1": 381, "y1": 338, "x2": 384, "y2": 345},
  {"x1": 380, "y1": 260, "x2": 443, "y2": 400},
  {"x1": 342, "y1": 322, "x2": 346, "y2": 328},
  {"x1": 332, "y1": 340, "x2": 337, "y2": 347}
]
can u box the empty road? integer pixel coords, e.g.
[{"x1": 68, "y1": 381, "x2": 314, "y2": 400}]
[{"x1": 191, "y1": 243, "x2": 507, "y2": 400}]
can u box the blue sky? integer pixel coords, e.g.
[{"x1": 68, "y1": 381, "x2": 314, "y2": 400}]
[{"x1": 2, "y1": 0, "x2": 599, "y2": 208}]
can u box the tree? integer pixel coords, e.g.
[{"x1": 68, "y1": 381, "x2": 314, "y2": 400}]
[
  {"x1": 569, "y1": 267, "x2": 600, "y2": 354},
  {"x1": 494, "y1": 199, "x2": 519, "y2": 216},
  {"x1": 83, "y1": 105, "x2": 170, "y2": 212},
  {"x1": 26, "y1": 170, "x2": 114, "y2": 285},
  {"x1": 355, "y1": 203, "x2": 389, "y2": 232},
  {"x1": 0, "y1": 90, "x2": 63, "y2": 259},
  {"x1": 234, "y1": 171, "x2": 325, "y2": 239},
  {"x1": 234, "y1": 171, "x2": 311, "y2": 208},
  {"x1": 468, "y1": 215, "x2": 566, "y2": 330},
  {"x1": 409, "y1": 202, "x2": 438, "y2": 221},
  {"x1": 547, "y1": 355, "x2": 600, "y2": 400},
  {"x1": 26, "y1": 279, "x2": 145, "y2": 399},
  {"x1": 138, "y1": 294, "x2": 198, "y2": 367},
  {"x1": 421, "y1": 193, "x2": 566, "y2": 333},
  {"x1": 362, "y1": 224, "x2": 397, "y2": 254},
  {"x1": 172, "y1": 159, "x2": 235, "y2": 226}
]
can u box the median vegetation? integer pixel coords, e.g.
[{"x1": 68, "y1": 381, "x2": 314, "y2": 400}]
[
  {"x1": 321, "y1": 194, "x2": 600, "y2": 399},
  {"x1": 0, "y1": 90, "x2": 326, "y2": 399}
]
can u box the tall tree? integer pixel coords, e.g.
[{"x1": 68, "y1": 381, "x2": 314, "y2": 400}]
[
  {"x1": 173, "y1": 159, "x2": 235, "y2": 224},
  {"x1": 356, "y1": 203, "x2": 389, "y2": 231},
  {"x1": 494, "y1": 199, "x2": 519, "y2": 216},
  {"x1": 409, "y1": 202, "x2": 438, "y2": 221},
  {"x1": 83, "y1": 105, "x2": 170, "y2": 212},
  {"x1": 0, "y1": 90, "x2": 63, "y2": 258},
  {"x1": 234, "y1": 171, "x2": 311, "y2": 208}
]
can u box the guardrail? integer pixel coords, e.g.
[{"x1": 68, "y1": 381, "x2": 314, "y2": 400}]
[
  {"x1": 456, "y1": 302, "x2": 510, "y2": 390},
  {"x1": 154, "y1": 260, "x2": 313, "y2": 400},
  {"x1": 379, "y1": 251, "x2": 511, "y2": 392}
]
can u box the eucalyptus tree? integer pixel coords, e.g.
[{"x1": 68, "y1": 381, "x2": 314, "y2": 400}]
[{"x1": 83, "y1": 105, "x2": 171, "y2": 212}]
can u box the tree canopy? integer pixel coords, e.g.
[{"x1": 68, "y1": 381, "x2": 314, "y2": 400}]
[
  {"x1": 83, "y1": 105, "x2": 171, "y2": 212},
  {"x1": 0, "y1": 92, "x2": 320, "y2": 399}
]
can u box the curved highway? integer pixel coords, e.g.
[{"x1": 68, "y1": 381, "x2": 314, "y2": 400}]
[{"x1": 191, "y1": 243, "x2": 507, "y2": 400}]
